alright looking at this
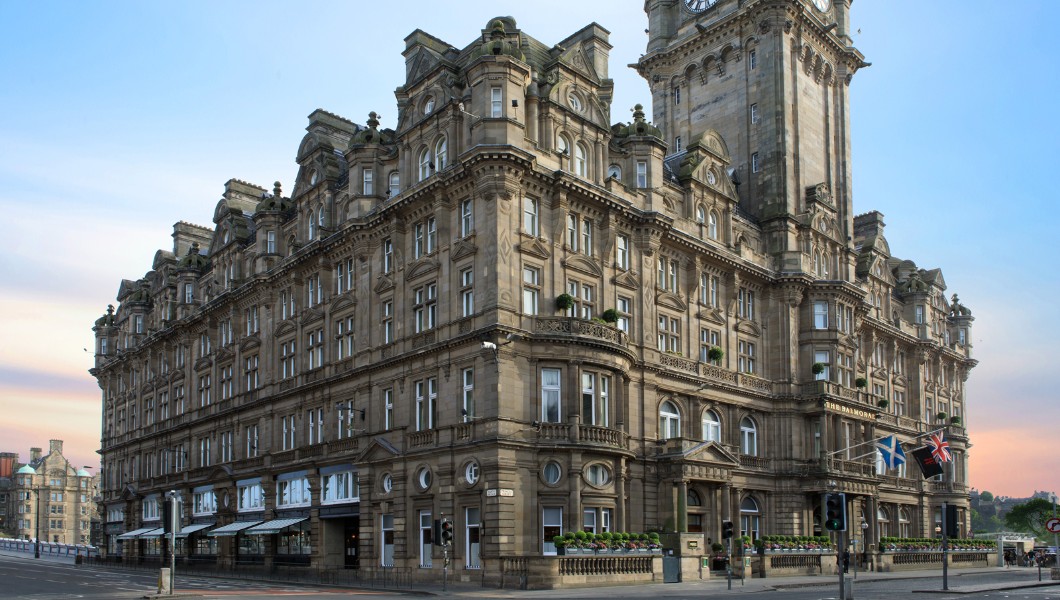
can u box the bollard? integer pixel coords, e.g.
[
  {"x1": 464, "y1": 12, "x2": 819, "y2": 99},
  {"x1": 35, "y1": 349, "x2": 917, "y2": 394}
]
[{"x1": 158, "y1": 568, "x2": 172, "y2": 594}]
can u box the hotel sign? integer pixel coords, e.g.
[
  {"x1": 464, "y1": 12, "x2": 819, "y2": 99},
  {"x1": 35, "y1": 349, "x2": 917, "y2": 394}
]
[{"x1": 824, "y1": 401, "x2": 875, "y2": 420}]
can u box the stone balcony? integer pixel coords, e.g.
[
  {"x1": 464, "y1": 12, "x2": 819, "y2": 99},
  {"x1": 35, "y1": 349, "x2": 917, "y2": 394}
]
[{"x1": 532, "y1": 317, "x2": 628, "y2": 351}]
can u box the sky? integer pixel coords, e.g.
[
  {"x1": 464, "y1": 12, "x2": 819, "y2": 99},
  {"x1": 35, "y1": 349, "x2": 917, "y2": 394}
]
[{"x1": 1, "y1": 1, "x2": 1056, "y2": 498}]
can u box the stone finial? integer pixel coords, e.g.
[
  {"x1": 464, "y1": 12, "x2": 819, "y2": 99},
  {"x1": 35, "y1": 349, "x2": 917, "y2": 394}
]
[
  {"x1": 367, "y1": 111, "x2": 380, "y2": 130},
  {"x1": 632, "y1": 104, "x2": 646, "y2": 121},
  {"x1": 273, "y1": 181, "x2": 283, "y2": 197}
]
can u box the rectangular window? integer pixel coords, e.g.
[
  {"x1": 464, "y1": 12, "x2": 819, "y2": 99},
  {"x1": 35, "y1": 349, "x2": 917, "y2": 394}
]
[
  {"x1": 281, "y1": 339, "x2": 297, "y2": 379},
  {"x1": 307, "y1": 329, "x2": 323, "y2": 370},
  {"x1": 581, "y1": 372, "x2": 610, "y2": 427},
  {"x1": 336, "y1": 316, "x2": 355, "y2": 360},
  {"x1": 383, "y1": 238, "x2": 393, "y2": 273},
  {"x1": 750, "y1": 103, "x2": 759, "y2": 124},
  {"x1": 415, "y1": 378, "x2": 437, "y2": 431},
  {"x1": 238, "y1": 481, "x2": 264, "y2": 512},
  {"x1": 699, "y1": 328, "x2": 720, "y2": 363},
  {"x1": 199, "y1": 436, "x2": 211, "y2": 467},
  {"x1": 244, "y1": 355, "x2": 259, "y2": 391},
  {"x1": 738, "y1": 340, "x2": 756, "y2": 374},
  {"x1": 522, "y1": 266, "x2": 540, "y2": 315},
  {"x1": 219, "y1": 364, "x2": 233, "y2": 400},
  {"x1": 461, "y1": 268, "x2": 474, "y2": 317},
  {"x1": 466, "y1": 507, "x2": 481, "y2": 569},
  {"x1": 307, "y1": 408, "x2": 324, "y2": 445},
  {"x1": 460, "y1": 198, "x2": 473, "y2": 237},
  {"x1": 751, "y1": 152, "x2": 760, "y2": 173},
  {"x1": 636, "y1": 161, "x2": 647, "y2": 188},
  {"x1": 388, "y1": 172, "x2": 400, "y2": 197},
  {"x1": 813, "y1": 301, "x2": 828, "y2": 329},
  {"x1": 673, "y1": 86, "x2": 680, "y2": 105},
  {"x1": 363, "y1": 169, "x2": 373, "y2": 195},
  {"x1": 381, "y1": 514, "x2": 395, "y2": 567},
  {"x1": 282, "y1": 414, "x2": 297, "y2": 450},
  {"x1": 814, "y1": 350, "x2": 831, "y2": 381},
  {"x1": 419, "y1": 510, "x2": 433, "y2": 568},
  {"x1": 581, "y1": 217, "x2": 592, "y2": 256},
  {"x1": 542, "y1": 507, "x2": 563, "y2": 555},
  {"x1": 837, "y1": 352, "x2": 853, "y2": 387},
  {"x1": 245, "y1": 425, "x2": 258, "y2": 458},
  {"x1": 276, "y1": 476, "x2": 311, "y2": 507},
  {"x1": 491, "y1": 87, "x2": 502, "y2": 118},
  {"x1": 541, "y1": 368, "x2": 561, "y2": 423},
  {"x1": 266, "y1": 231, "x2": 277, "y2": 254},
  {"x1": 245, "y1": 305, "x2": 260, "y2": 335},
  {"x1": 462, "y1": 368, "x2": 474, "y2": 422},
  {"x1": 382, "y1": 300, "x2": 393, "y2": 344},
  {"x1": 658, "y1": 315, "x2": 680, "y2": 353},
  {"x1": 738, "y1": 288, "x2": 755, "y2": 320},
  {"x1": 749, "y1": 50, "x2": 757, "y2": 70},
  {"x1": 220, "y1": 430, "x2": 232, "y2": 463},
  {"x1": 616, "y1": 296, "x2": 631, "y2": 334},
  {"x1": 915, "y1": 305, "x2": 925, "y2": 324},
  {"x1": 674, "y1": 136, "x2": 682, "y2": 153},
  {"x1": 198, "y1": 374, "x2": 211, "y2": 407},
  {"x1": 384, "y1": 388, "x2": 394, "y2": 430},
  {"x1": 616, "y1": 234, "x2": 629, "y2": 270},
  {"x1": 322, "y1": 470, "x2": 358, "y2": 504},
  {"x1": 335, "y1": 258, "x2": 353, "y2": 294},
  {"x1": 523, "y1": 198, "x2": 539, "y2": 236}
]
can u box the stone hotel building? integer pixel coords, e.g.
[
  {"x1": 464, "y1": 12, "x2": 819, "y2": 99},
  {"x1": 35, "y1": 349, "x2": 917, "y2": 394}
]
[{"x1": 91, "y1": 0, "x2": 977, "y2": 585}]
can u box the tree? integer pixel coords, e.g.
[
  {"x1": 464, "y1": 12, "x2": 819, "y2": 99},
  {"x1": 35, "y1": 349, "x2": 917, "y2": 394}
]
[
  {"x1": 1003, "y1": 498, "x2": 1054, "y2": 538},
  {"x1": 980, "y1": 491, "x2": 994, "y2": 503}
]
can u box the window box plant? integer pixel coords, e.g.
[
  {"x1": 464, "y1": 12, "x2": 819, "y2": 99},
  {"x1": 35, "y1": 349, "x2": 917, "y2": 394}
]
[
  {"x1": 877, "y1": 398, "x2": 889, "y2": 409},
  {"x1": 601, "y1": 308, "x2": 619, "y2": 324},
  {"x1": 855, "y1": 377, "x2": 868, "y2": 388},
  {"x1": 936, "y1": 411, "x2": 948, "y2": 422},
  {"x1": 950, "y1": 415, "x2": 961, "y2": 426},
  {"x1": 708, "y1": 346, "x2": 724, "y2": 362},
  {"x1": 812, "y1": 362, "x2": 826, "y2": 375}
]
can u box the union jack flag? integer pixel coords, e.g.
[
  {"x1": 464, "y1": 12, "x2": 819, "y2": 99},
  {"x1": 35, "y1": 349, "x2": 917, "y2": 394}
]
[{"x1": 927, "y1": 431, "x2": 952, "y2": 463}]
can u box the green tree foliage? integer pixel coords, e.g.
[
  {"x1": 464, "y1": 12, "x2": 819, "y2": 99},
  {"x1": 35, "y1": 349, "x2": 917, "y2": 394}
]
[
  {"x1": 1003, "y1": 498, "x2": 1054, "y2": 538},
  {"x1": 979, "y1": 490, "x2": 994, "y2": 503},
  {"x1": 970, "y1": 508, "x2": 1004, "y2": 533}
]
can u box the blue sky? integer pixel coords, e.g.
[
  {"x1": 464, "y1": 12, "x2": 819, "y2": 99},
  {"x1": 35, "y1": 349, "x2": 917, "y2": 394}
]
[{"x1": 1, "y1": 1, "x2": 1055, "y2": 496}]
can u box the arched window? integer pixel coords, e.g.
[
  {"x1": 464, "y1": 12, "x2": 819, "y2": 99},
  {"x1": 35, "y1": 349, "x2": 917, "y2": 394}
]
[
  {"x1": 708, "y1": 211, "x2": 719, "y2": 239},
  {"x1": 418, "y1": 148, "x2": 431, "y2": 181},
  {"x1": 696, "y1": 205, "x2": 705, "y2": 224},
  {"x1": 659, "y1": 400, "x2": 681, "y2": 440},
  {"x1": 308, "y1": 209, "x2": 316, "y2": 240},
  {"x1": 435, "y1": 136, "x2": 448, "y2": 171},
  {"x1": 607, "y1": 164, "x2": 622, "y2": 179},
  {"x1": 701, "y1": 409, "x2": 721, "y2": 442},
  {"x1": 822, "y1": 253, "x2": 830, "y2": 278},
  {"x1": 740, "y1": 497, "x2": 761, "y2": 541},
  {"x1": 813, "y1": 252, "x2": 821, "y2": 276},
  {"x1": 740, "y1": 416, "x2": 758, "y2": 455},
  {"x1": 687, "y1": 490, "x2": 702, "y2": 506},
  {"x1": 556, "y1": 135, "x2": 570, "y2": 169},
  {"x1": 423, "y1": 96, "x2": 435, "y2": 115},
  {"x1": 317, "y1": 206, "x2": 325, "y2": 229},
  {"x1": 877, "y1": 506, "x2": 891, "y2": 538},
  {"x1": 898, "y1": 507, "x2": 911, "y2": 537},
  {"x1": 575, "y1": 143, "x2": 588, "y2": 177},
  {"x1": 388, "y1": 172, "x2": 400, "y2": 197}
]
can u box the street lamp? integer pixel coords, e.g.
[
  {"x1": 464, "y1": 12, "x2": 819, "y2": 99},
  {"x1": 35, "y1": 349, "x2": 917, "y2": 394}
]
[
  {"x1": 861, "y1": 520, "x2": 869, "y2": 574},
  {"x1": 16, "y1": 464, "x2": 40, "y2": 559}
]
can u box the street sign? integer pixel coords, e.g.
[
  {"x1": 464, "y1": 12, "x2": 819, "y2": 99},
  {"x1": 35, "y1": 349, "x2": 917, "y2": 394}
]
[{"x1": 1045, "y1": 518, "x2": 1060, "y2": 534}]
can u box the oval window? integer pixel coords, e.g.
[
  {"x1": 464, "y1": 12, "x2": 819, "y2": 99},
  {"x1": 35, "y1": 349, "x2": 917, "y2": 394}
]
[
  {"x1": 543, "y1": 461, "x2": 562, "y2": 485},
  {"x1": 465, "y1": 462, "x2": 479, "y2": 486},
  {"x1": 382, "y1": 473, "x2": 393, "y2": 494},
  {"x1": 417, "y1": 467, "x2": 432, "y2": 490},
  {"x1": 586, "y1": 464, "x2": 611, "y2": 486}
]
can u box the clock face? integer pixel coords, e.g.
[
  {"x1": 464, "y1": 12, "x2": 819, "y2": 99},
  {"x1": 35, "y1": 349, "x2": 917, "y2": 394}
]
[
  {"x1": 812, "y1": 0, "x2": 831, "y2": 11},
  {"x1": 684, "y1": 0, "x2": 716, "y2": 14}
]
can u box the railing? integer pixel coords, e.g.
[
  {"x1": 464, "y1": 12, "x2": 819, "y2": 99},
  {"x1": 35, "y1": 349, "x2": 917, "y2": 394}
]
[
  {"x1": 537, "y1": 422, "x2": 570, "y2": 442},
  {"x1": 661, "y1": 353, "x2": 698, "y2": 373},
  {"x1": 739, "y1": 455, "x2": 770, "y2": 469},
  {"x1": 534, "y1": 317, "x2": 627, "y2": 346},
  {"x1": 578, "y1": 424, "x2": 626, "y2": 448},
  {"x1": 272, "y1": 449, "x2": 297, "y2": 464},
  {"x1": 557, "y1": 555, "x2": 655, "y2": 576},
  {"x1": 892, "y1": 552, "x2": 943, "y2": 565},
  {"x1": 328, "y1": 437, "x2": 360, "y2": 453},
  {"x1": 768, "y1": 552, "x2": 823, "y2": 571},
  {"x1": 407, "y1": 430, "x2": 436, "y2": 448},
  {"x1": 700, "y1": 363, "x2": 738, "y2": 385}
]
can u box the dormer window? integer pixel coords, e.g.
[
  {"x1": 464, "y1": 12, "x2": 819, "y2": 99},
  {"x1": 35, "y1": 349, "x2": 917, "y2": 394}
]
[
  {"x1": 423, "y1": 96, "x2": 435, "y2": 115},
  {"x1": 567, "y1": 91, "x2": 583, "y2": 113}
]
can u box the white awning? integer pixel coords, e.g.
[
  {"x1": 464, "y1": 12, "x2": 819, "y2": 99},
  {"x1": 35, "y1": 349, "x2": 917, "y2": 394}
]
[
  {"x1": 117, "y1": 527, "x2": 158, "y2": 540},
  {"x1": 175, "y1": 523, "x2": 214, "y2": 538},
  {"x1": 244, "y1": 518, "x2": 308, "y2": 536},
  {"x1": 206, "y1": 520, "x2": 262, "y2": 537},
  {"x1": 139, "y1": 528, "x2": 167, "y2": 538}
]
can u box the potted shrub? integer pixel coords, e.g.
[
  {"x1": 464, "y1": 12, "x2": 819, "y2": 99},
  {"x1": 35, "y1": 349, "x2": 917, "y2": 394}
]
[
  {"x1": 950, "y1": 415, "x2": 962, "y2": 426},
  {"x1": 574, "y1": 530, "x2": 589, "y2": 553},
  {"x1": 601, "y1": 308, "x2": 620, "y2": 324},
  {"x1": 855, "y1": 377, "x2": 868, "y2": 389},
  {"x1": 936, "y1": 411, "x2": 948, "y2": 422},
  {"x1": 556, "y1": 293, "x2": 575, "y2": 312},
  {"x1": 708, "y1": 346, "x2": 724, "y2": 362},
  {"x1": 648, "y1": 532, "x2": 662, "y2": 553},
  {"x1": 553, "y1": 535, "x2": 569, "y2": 555},
  {"x1": 812, "y1": 362, "x2": 826, "y2": 375},
  {"x1": 754, "y1": 538, "x2": 765, "y2": 554},
  {"x1": 878, "y1": 398, "x2": 889, "y2": 409}
]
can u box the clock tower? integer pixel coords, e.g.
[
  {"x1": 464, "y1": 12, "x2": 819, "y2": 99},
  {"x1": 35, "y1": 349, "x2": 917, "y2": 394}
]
[{"x1": 637, "y1": 0, "x2": 866, "y2": 272}]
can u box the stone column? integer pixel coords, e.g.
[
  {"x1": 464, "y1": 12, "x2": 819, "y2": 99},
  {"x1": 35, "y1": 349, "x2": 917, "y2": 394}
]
[{"x1": 677, "y1": 480, "x2": 688, "y2": 533}]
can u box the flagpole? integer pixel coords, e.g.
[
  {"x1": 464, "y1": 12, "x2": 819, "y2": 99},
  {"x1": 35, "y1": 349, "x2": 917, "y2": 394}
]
[{"x1": 827, "y1": 426, "x2": 947, "y2": 459}]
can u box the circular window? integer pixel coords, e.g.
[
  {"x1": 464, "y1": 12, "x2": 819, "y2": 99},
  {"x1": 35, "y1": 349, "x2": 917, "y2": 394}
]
[
  {"x1": 424, "y1": 96, "x2": 435, "y2": 115},
  {"x1": 310, "y1": 170, "x2": 319, "y2": 185},
  {"x1": 706, "y1": 170, "x2": 717, "y2": 185},
  {"x1": 381, "y1": 473, "x2": 393, "y2": 494},
  {"x1": 465, "y1": 462, "x2": 480, "y2": 486},
  {"x1": 567, "y1": 91, "x2": 583, "y2": 112},
  {"x1": 586, "y1": 463, "x2": 612, "y2": 487},
  {"x1": 417, "y1": 467, "x2": 432, "y2": 490},
  {"x1": 543, "y1": 461, "x2": 562, "y2": 485}
]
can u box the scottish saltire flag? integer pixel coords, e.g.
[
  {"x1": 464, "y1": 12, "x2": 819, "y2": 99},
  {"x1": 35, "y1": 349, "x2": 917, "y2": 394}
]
[
  {"x1": 927, "y1": 431, "x2": 952, "y2": 463},
  {"x1": 875, "y1": 435, "x2": 907, "y2": 470}
]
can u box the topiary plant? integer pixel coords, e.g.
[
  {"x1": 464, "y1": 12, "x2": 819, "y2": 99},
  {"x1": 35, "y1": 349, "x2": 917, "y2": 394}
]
[
  {"x1": 708, "y1": 346, "x2": 724, "y2": 362},
  {"x1": 812, "y1": 362, "x2": 826, "y2": 375},
  {"x1": 855, "y1": 377, "x2": 868, "y2": 388},
  {"x1": 601, "y1": 308, "x2": 620, "y2": 323},
  {"x1": 556, "y1": 293, "x2": 575, "y2": 311}
]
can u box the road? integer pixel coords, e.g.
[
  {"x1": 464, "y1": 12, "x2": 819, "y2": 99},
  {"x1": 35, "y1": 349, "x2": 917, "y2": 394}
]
[{"x1": 0, "y1": 550, "x2": 1057, "y2": 599}]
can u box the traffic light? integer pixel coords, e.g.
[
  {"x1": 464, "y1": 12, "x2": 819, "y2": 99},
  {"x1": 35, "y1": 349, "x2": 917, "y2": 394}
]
[
  {"x1": 441, "y1": 517, "x2": 454, "y2": 546},
  {"x1": 824, "y1": 492, "x2": 847, "y2": 531},
  {"x1": 721, "y1": 520, "x2": 734, "y2": 539}
]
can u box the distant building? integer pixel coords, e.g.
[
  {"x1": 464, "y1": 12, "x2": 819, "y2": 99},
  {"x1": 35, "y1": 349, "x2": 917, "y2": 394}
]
[
  {"x1": 90, "y1": 0, "x2": 976, "y2": 586},
  {"x1": 4, "y1": 440, "x2": 99, "y2": 545}
]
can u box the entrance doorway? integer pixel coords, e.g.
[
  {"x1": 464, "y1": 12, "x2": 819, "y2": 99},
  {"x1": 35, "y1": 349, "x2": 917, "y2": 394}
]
[{"x1": 344, "y1": 517, "x2": 360, "y2": 569}]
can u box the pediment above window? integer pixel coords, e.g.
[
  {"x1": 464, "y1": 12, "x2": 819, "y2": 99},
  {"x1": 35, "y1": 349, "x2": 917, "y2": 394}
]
[
  {"x1": 735, "y1": 319, "x2": 762, "y2": 336},
  {"x1": 355, "y1": 437, "x2": 402, "y2": 464},
  {"x1": 518, "y1": 237, "x2": 552, "y2": 260},
  {"x1": 696, "y1": 308, "x2": 726, "y2": 325},
  {"x1": 215, "y1": 347, "x2": 234, "y2": 363},
  {"x1": 374, "y1": 274, "x2": 396, "y2": 294},
  {"x1": 332, "y1": 297, "x2": 356, "y2": 314},
  {"x1": 450, "y1": 238, "x2": 477, "y2": 262},
  {"x1": 405, "y1": 258, "x2": 440, "y2": 281},
  {"x1": 301, "y1": 306, "x2": 325, "y2": 326},
  {"x1": 193, "y1": 356, "x2": 213, "y2": 372},
  {"x1": 612, "y1": 270, "x2": 641, "y2": 291},
  {"x1": 562, "y1": 254, "x2": 602, "y2": 277},
  {"x1": 239, "y1": 335, "x2": 261, "y2": 352},
  {"x1": 274, "y1": 322, "x2": 296, "y2": 338},
  {"x1": 655, "y1": 291, "x2": 687, "y2": 312}
]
